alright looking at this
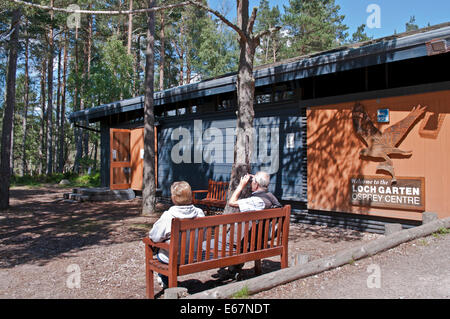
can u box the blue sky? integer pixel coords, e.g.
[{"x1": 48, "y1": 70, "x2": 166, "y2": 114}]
[{"x1": 208, "y1": 0, "x2": 450, "y2": 40}]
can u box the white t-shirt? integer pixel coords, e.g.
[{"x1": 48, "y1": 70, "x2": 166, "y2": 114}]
[{"x1": 237, "y1": 196, "x2": 266, "y2": 212}]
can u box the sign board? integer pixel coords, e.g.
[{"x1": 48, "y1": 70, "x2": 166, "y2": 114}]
[
  {"x1": 377, "y1": 109, "x2": 390, "y2": 123},
  {"x1": 350, "y1": 176, "x2": 425, "y2": 211}
]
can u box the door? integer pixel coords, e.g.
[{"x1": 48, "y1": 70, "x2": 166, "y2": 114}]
[
  {"x1": 110, "y1": 129, "x2": 131, "y2": 190},
  {"x1": 130, "y1": 128, "x2": 144, "y2": 190},
  {"x1": 130, "y1": 127, "x2": 158, "y2": 190},
  {"x1": 110, "y1": 127, "x2": 158, "y2": 191}
]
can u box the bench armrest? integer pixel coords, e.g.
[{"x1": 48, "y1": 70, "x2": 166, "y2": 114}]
[
  {"x1": 193, "y1": 190, "x2": 209, "y2": 202},
  {"x1": 142, "y1": 237, "x2": 170, "y2": 250}
]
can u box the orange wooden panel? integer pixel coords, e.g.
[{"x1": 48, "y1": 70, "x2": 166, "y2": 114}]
[
  {"x1": 110, "y1": 129, "x2": 131, "y2": 190},
  {"x1": 307, "y1": 90, "x2": 450, "y2": 220},
  {"x1": 131, "y1": 128, "x2": 144, "y2": 190}
]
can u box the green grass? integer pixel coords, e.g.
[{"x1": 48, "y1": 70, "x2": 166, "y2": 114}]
[
  {"x1": 432, "y1": 227, "x2": 450, "y2": 238},
  {"x1": 232, "y1": 286, "x2": 250, "y2": 299},
  {"x1": 11, "y1": 172, "x2": 101, "y2": 188}
]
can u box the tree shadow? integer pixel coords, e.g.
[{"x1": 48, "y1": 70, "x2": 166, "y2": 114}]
[{"x1": 0, "y1": 187, "x2": 152, "y2": 269}]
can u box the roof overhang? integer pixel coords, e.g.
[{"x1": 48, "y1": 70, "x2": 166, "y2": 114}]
[{"x1": 69, "y1": 23, "x2": 450, "y2": 124}]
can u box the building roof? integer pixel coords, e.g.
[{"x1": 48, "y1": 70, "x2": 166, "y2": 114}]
[{"x1": 69, "y1": 22, "x2": 450, "y2": 124}]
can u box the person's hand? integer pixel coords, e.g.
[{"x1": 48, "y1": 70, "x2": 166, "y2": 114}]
[{"x1": 239, "y1": 174, "x2": 253, "y2": 187}]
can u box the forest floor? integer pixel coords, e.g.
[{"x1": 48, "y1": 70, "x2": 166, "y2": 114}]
[{"x1": 0, "y1": 186, "x2": 448, "y2": 299}]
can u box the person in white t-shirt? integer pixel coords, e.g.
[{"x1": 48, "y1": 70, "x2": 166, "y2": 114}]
[
  {"x1": 224, "y1": 171, "x2": 281, "y2": 278},
  {"x1": 228, "y1": 171, "x2": 281, "y2": 211}
]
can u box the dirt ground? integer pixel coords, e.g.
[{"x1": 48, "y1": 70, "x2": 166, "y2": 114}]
[{"x1": 1, "y1": 186, "x2": 446, "y2": 299}]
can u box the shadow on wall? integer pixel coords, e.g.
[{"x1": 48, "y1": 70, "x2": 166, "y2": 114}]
[{"x1": 307, "y1": 105, "x2": 369, "y2": 215}]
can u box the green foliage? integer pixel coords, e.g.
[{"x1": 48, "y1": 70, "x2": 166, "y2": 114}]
[
  {"x1": 88, "y1": 35, "x2": 135, "y2": 104},
  {"x1": 406, "y1": 16, "x2": 419, "y2": 32},
  {"x1": 11, "y1": 171, "x2": 100, "y2": 188},
  {"x1": 282, "y1": 0, "x2": 349, "y2": 58},
  {"x1": 254, "y1": 0, "x2": 283, "y2": 65},
  {"x1": 232, "y1": 285, "x2": 250, "y2": 299},
  {"x1": 350, "y1": 24, "x2": 373, "y2": 44},
  {"x1": 191, "y1": 17, "x2": 239, "y2": 78},
  {"x1": 432, "y1": 227, "x2": 450, "y2": 238}
]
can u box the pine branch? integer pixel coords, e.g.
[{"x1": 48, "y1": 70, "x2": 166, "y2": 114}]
[
  {"x1": 10, "y1": 0, "x2": 190, "y2": 15},
  {"x1": 254, "y1": 26, "x2": 281, "y2": 42},
  {"x1": 186, "y1": 0, "x2": 247, "y2": 41},
  {"x1": 247, "y1": 7, "x2": 257, "y2": 35}
]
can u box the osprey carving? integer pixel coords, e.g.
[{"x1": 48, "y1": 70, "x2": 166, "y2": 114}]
[{"x1": 352, "y1": 103, "x2": 427, "y2": 183}]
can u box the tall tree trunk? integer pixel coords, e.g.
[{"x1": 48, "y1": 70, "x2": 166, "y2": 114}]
[
  {"x1": 39, "y1": 58, "x2": 47, "y2": 175},
  {"x1": 0, "y1": 9, "x2": 21, "y2": 210},
  {"x1": 73, "y1": 25, "x2": 82, "y2": 174},
  {"x1": 142, "y1": 0, "x2": 156, "y2": 216},
  {"x1": 82, "y1": 11, "x2": 93, "y2": 170},
  {"x1": 135, "y1": 34, "x2": 142, "y2": 95},
  {"x1": 179, "y1": 16, "x2": 185, "y2": 86},
  {"x1": 55, "y1": 41, "x2": 62, "y2": 173},
  {"x1": 22, "y1": 18, "x2": 30, "y2": 176},
  {"x1": 127, "y1": 0, "x2": 133, "y2": 55},
  {"x1": 46, "y1": 0, "x2": 54, "y2": 175},
  {"x1": 224, "y1": 0, "x2": 258, "y2": 214},
  {"x1": 58, "y1": 29, "x2": 68, "y2": 173},
  {"x1": 159, "y1": 11, "x2": 165, "y2": 91}
]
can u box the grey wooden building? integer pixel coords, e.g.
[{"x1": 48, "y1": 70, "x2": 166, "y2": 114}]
[{"x1": 69, "y1": 23, "x2": 450, "y2": 232}]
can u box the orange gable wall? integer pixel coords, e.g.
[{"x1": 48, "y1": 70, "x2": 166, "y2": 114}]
[{"x1": 307, "y1": 90, "x2": 450, "y2": 221}]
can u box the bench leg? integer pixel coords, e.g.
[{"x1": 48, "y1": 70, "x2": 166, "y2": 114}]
[
  {"x1": 254, "y1": 260, "x2": 262, "y2": 275},
  {"x1": 168, "y1": 274, "x2": 178, "y2": 289},
  {"x1": 146, "y1": 268, "x2": 155, "y2": 299},
  {"x1": 281, "y1": 250, "x2": 288, "y2": 269}
]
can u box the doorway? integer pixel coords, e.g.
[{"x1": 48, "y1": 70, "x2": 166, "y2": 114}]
[{"x1": 110, "y1": 127, "x2": 157, "y2": 190}]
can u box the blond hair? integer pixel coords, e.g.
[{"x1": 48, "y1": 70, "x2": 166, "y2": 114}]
[{"x1": 171, "y1": 181, "x2": 193, "y2": 205}]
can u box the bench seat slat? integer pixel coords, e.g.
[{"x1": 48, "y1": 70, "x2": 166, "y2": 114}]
[
  {"x1": 188, "y1": 230, "x2": 196, "y2": 264},
  {"x1": 221, "y1": 224, "x2": 227, "y2": 257},
  {"x1": 205, "y1": 227, "x2": 212, "y2": 260},
  {"x1": 180, "y1": 231, "x2": 187, "y2": 265},
  {"x1": 213, "y1": 226, "x2": 219, "y2": 259}
]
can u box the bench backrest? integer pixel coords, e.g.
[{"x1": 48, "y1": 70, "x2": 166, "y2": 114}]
[
  {"x1": 168, "y1": 205, "x2": 291, "y2": 276},
  {"x1": 206, "y1": 180, "x2": 229, "y2": 201}
]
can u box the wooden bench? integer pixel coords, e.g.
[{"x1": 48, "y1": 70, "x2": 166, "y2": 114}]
[
  {"x1": 142, "y1": 205, "x2": 291, "y2": 299},
  {"x1": 192, "y1": 180, "x2": 229, "y2": 214}
]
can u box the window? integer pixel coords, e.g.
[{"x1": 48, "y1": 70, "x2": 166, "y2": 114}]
[{"x1": 217, "y1": 95, "x2": 236, "y2": 111}]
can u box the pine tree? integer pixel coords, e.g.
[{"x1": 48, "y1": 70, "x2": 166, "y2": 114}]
[
  {"x1": 282, "y1": 0, "x2": 348, "y2": 57},
  {"x1": 254, "y1": 0, "x2": 282, "y2": 65},
  {"x1": 0, "y1": 8, "x2": 21, "y2": 210},
  {"x1": 405, "y1": 16, "x2": 419, "y2": 32},
  {"x1": 350, "y1": 24, "x2": 372, "y2": 44}
]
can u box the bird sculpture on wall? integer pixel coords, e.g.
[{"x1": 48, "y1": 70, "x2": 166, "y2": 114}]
[{"x1": 352, "y1": 102, "x2": 427, "y2": 183}]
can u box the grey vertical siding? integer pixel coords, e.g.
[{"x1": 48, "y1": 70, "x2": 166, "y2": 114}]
[{"x1": 157, "y1": 103, "x2": 307, "y2": 203}]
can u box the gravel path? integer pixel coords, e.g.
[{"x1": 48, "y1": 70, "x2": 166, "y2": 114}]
[{"x1": 251, "y1": 231, "x2": 450, "y2": 299}]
